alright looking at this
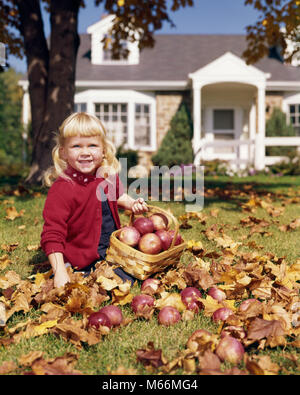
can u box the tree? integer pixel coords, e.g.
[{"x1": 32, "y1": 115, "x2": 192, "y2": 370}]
[
  {"x1": 0, "y1": 0, "x2": 194, "y2": 184},
  {"x1": 266, "y1": 107, "x2": 296, "y2": 157},
  {"x1": 243, "y1": 0, "x2": 300, "y2": 64},
  {"x1": 0, "y1": 67, "x2": 24, "y2": 169},
  {"x1": 151, "y1": 103, "x2": 194, "y2": 167}
]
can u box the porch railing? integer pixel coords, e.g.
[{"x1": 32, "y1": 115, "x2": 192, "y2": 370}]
[{"x1": 195, "y1": 136, "x2": 300, "y2": 170}]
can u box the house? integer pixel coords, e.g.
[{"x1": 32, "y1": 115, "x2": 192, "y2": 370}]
[{"x1": 19, "y1": 15, "x2": 300, "y2": 171}]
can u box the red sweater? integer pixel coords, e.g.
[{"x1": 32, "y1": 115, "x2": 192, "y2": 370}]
[{"x1": 41, "y1": 166, "x2": 123, "y2": 270}]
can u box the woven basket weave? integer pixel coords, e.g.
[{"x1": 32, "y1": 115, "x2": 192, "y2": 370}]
[{"x1": 106, "y1": 205, "x2": 186, "y2": 280}]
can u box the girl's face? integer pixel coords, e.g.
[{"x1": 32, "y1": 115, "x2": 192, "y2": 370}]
[{"x1": 60, "y1": 135, "x2": 104, "y2": 175}]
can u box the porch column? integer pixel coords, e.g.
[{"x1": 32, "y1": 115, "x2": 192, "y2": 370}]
[
  {"x1": 254, "y1": 85, "x2": 266, "y2": 171},
  {"x1": 22, "y1": 87, "x2": 30, "y2": 126},
  {"x1": 192, "y1": 84, "x2": 202, "y2": 159}
]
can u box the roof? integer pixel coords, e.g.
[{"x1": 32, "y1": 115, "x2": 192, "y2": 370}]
[{"x1": 76, "y1": 33, "x2": 300, "y2": 83}]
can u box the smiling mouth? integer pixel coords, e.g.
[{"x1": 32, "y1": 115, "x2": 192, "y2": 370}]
[{"x1": 78, "y1": 159, "x2": 93, "y2": 164}]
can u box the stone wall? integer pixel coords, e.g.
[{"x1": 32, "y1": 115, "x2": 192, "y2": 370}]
[
  {"x1": 265, "y1": 92, "x2": 284, "y2": 120},
  {"x1": 155, "y1": 91, "x2": 191, "y2": 147}
]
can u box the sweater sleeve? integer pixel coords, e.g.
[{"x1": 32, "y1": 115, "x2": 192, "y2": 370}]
[{"x1": 40, "y1": 180, "x2": 74, "y2": 256}]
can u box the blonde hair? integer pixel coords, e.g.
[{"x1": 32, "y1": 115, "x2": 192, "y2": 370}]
[{"x1": 43, "y1": 112, "x2": 121, "y2": 187}]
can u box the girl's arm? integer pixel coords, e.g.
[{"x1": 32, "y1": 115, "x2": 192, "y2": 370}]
[
  {"x1": 117, "y1": 194, "x2": 148, "y2": 214},
  {"x1": 48, "y1": 252, "x2": 70, "y2": 288}
]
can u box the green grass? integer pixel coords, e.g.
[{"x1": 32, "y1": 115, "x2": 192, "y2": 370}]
[{"x1": 0, "y1": 175, "x2": 299, "y2": 375}]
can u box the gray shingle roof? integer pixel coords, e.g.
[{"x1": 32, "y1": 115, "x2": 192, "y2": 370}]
[{"x1": 76, "y1": 33, "x2": 300, "y2": 83}]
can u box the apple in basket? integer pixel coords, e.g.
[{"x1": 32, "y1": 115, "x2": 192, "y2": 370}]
[
  {"x1": 149, "y1": 213, "x2": 168, "y2": 231},
  {"x1": 168, "y1": 229, "x2": 183, "y2": 246},
  {"x1": 133, "y1": 217, "x2": 154, "y2": 235},
  {"x1": 138, "y1": 233, "x2": 162, "y2": 254},
  {"x1": 118, "y1": 226, "x2": 140, "y2": 247},
  {"x1": 155, "y1": 229, "x2": 172, "y2": 251}
]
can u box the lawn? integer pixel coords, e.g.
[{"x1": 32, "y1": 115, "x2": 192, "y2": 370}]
[{"x1": 0, "y1": 175, "x2": 299, "y2": 375}]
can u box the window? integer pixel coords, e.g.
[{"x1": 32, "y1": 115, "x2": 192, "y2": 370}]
[
  {"x1": 213, "y1": 109, "x2": 234, "y2": 130},
  {"x1": 95, "y1": 103, "x2": 128, "y2": 148},
  {"x1": 134, "y1": 104, "x2": 151, "y2": 146},
  {"x1": 74, "y1": 103, "x2": 87, "y2": 113},
  {"x1": 102, "y1": 34, "x2": 128, "y2": 62},
  {"x1": 288, "y1": 104, "x2": 300, "y2": 135}
]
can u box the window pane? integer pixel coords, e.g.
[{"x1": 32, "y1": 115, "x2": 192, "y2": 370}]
[
  {"x1": 135, "y1": 103, "x2": 151, "y2": 146},
  {"x1": 74, "y1": 103, "x2": 87, "y2": 112},
  {"x1": 94, "y1": 102, "x2": 128, "y2": 148},
  {"x1": 290, "y1": 105, "x2": 295, "y2": 113},
  {"x1": 213, "y1": 109, "x2": 234, "y2": 130}
]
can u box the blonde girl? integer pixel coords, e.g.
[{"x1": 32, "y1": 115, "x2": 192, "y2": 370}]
[{"x1": 41, "y1": 112, "x2": 147, "y2": 288}]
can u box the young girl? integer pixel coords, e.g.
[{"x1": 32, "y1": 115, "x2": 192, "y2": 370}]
[{"x1": 41, "y1": 112, "x2": 148, "y2": 288}]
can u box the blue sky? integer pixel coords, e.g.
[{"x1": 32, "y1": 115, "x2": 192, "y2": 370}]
[{"x1": 8, "y1": 0, "x2": 261, "y2": 73}]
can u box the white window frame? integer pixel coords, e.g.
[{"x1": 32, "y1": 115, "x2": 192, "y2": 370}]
[
  {"x1": 74, "y1": 89, "x2": 156, "y2": 151},
  {"x1": 283, "y1": 92, "x2": 300, "y2": 136}
]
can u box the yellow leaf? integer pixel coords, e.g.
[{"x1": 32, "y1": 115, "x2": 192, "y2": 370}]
[
  {"x1": 96, "y1": 275, "x2": 118, "y2": 291},
  {"x1": 198, "y1": 295, "x2": 222, "y2": 316},
  {"x1": 33, "y1": 320, "x2": 58, "y2": 336},
  {"x1": 187, "y1": 240, "x2": 203, "y2": 250},
  {"x1": 0, "y1": 255, "x2": 12, "y2": 270},
  {"x1": 155, "y1": 292, "x2": 186, "y2": 312},
  {"x1": 117, "y1": 0, "x2": 125, "y2": 6},
  {"x1": 5, "y1": 206, "x2": 25, "y2": 221},
  {"x1": 34, "y1": 273, "x2": 47, "y2": 286},
  {"x1": 111, "y1": 288, "x2": 134, "y2": 306}
]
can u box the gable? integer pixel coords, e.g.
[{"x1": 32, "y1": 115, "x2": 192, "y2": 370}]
[
  {"x1": 189, "y1": 52, "x2": 269, "y2": 88},
  {"x1": 86, "y1": 14, "x2": 139, "y2": 65}
]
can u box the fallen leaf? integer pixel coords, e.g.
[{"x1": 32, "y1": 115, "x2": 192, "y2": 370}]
[{"x1": 5, "y1": 206, "x2": 25, "y2": 221}]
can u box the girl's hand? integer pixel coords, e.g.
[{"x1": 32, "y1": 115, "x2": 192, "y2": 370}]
[
  {"x1": 131, "y1": 197, "x2": 148, "y2": 214},
  {"x1": 54, "y1": 270, "x2": 70, "y2": 289}
]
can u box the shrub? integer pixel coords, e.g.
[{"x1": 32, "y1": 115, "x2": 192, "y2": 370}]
[
  {"x1": 266, "y1": 107, "x2": 297, "y2": 156},
  {"x1": 116, "y1": 145, "x2": 139, "y2": 170},
  {"x1": 152, "y1": 103, "x2": 194, "y2": 167}
]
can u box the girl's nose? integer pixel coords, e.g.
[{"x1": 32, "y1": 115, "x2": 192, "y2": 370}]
[{"x1": 80, "y1": 146, "x2": 91, "y2": 156}]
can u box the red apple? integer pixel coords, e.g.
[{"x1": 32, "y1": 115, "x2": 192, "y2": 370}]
[
  {"x1": 118, "y1": 226, "x2": 140, "y2": 247},
  {"x1": 99, "y1": 305, "x2": 123, "y2": 326},
  {"x1": 180, "y1": 287, "x2": 203, "y2": 312},
  {"x1": 155, "y1": 229, "x2": 172, "y2": 251},
  {"x1": 150, "y1": 213, "x2": 168, "y2": 231},
  {"x1": 168, "y1": 229, "x2": 183, "y2": 246},
  {"x1": 133, "y1": 217, "x2": 154, "y2": 235},
  {"x1": 88, "y1": 311, "x2": 112, "y2": 329},
  {"x1": 138, "y1": 233, "x2": 162, "y2": 254}
]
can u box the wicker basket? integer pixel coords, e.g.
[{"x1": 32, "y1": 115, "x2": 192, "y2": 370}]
[{"x1": 106, "y1": 205, "x2": 186, "y2": 280}]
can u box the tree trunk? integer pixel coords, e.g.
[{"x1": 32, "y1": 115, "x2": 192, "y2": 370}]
[
  {"x1": 17, "y1": 0, "x2": 81, "y2": 185},
  {"x1": 15, "y1": 0, "x2": 49, "y2": 145}
]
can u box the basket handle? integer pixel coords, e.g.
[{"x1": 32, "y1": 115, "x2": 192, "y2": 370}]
[{"x1": 129, "y1": 204, "x2": 179, "y2": 249}]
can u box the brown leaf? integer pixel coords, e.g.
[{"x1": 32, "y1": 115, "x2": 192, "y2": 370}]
[
  {"x1": 18, "y1": 351, "x2": 44, "y2": 367},
  {"x1": 0, "y1": 360, "x2": 17, "y2": 374},
  {"x1": 136, "y1": 342, "x2": 167, "y2": 368},
  {"x1": 183, "y1": 262, "x2": 214, "y2": 290},
  {"x1": 31, "y1": 352, "x2": 82, "y2": 375},
  {"x1": 247, "y1": 318, "x2": 285, "y2": 340},
  {"x1": 1, "y1": 242, "x2": 19, "y2": 252}
]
